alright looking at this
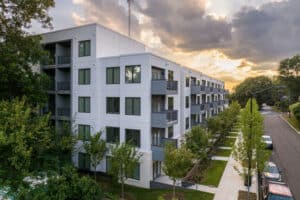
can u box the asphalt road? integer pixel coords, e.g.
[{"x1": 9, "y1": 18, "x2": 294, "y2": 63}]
[{"x1": 262, "y1": 106, "x2": 300, "y2": 200}]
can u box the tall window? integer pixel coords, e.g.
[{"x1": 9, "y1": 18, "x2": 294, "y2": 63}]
[
  {"x1": 168, "y1": 97, "x2": 174, "y2": 110},
  {"x1": 106, "y1": 97, "x2": 120, "y2": 114},
  {"x1": 168, "y1": 126, "x2": 174, "y2": 138},
  {"x1": 78, "y1": 40, "x2": 91, "y2": 57},
  {"x1": 78, "y1": 124, "x2": 90, "y2": 141},
  {"x1": 125, "y1": 129, "x2": 141, "y2": 147},
  {"x1": 106, "y1": 127, "x2": 120, "y2": 143},
  {"x1": 78, "y1": 97, "x2": 90, "y2": 113},
  {"x1": 78, "y1": 68, "x2": 90, "y2": 85},
  {"x1": 185, "y1": 96, "x2": 189, "y2": 108},
  {"x1": 125, "y1": 97, "x2": 141, "y2": 115},
  {"x1": 78, "y1": 152, "x2": 90, "y2": 170},
  {"x1": 168, "y1": 70, "x2": 174, "y2": 80},
  {"x1": 106, "y1": 67, "x2": 120, "y2": 84},
  {"x1": 125, "y1": 65, "x2": 141, "y2": 83},
  {"x1": 186, "y1": 117, "x2": 190, "y2": 130},
  {"x1": 128, "y1": 163, "x2": 140, "y2": 180},
  {"x1": 186, "y1": 77, "x2": 190, "y2": 87}
]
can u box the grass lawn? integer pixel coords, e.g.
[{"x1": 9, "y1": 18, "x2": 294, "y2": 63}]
[
  {"x1": 199, "y1": 160, "x2": 227, "y2": 187},
  {"x1": 283, "y1": 114, "x2": 300, "y2": 132},
  {"x1": 221, "y1": 138, "x2": 236, "y2": 147},
  {"x1": 215, "y1": 149, "x2": 232, "y2": 157},
  {"x1": 95, "y1": 174, "x2": 214, "y2": 200}
]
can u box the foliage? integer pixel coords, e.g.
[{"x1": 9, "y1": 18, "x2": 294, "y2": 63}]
[
  {"x1": 108, "y1": 142, "x2": 141, "y2": 199},
  {"x1": 83, "y1": 131, "x2": 106, "y2": 181},
  {"x1": 163, "y1": 144, "x2": 194, "y2": 200},
  {"x1": 233, "y1": 99, "x2": 270, "y2": 193},
  {"x1": 184, "y1": 126, "x2": 210, "y2": 161},
  {"x1": 17, "y1": 166, "x2": 103, "y2": 200},
  {"x1": 289, "y1": 102, "x2": 300, "y2": 122},
  {"x1": 0, "y1": 0, "x2": 55, "y2": 105},
  {"x1": 0, "y1": 98, "x2": 75, "y2": 190},
  {"x1": 233, "y1": 76, "x2": 275, "y2": 107},
  {"x1": 207, "y1": 117, "x2": 222, "y2": 135},
  {"x1": 278, "y1": 55, "x2": 300, "y2": 102},
  {"x1": 199, "y1": 160, "x2": 227, "y2": 187}
]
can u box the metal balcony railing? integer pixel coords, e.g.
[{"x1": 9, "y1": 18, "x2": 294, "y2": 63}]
[
  {"x1": 57, "y1": 56, "x2": 71, "y2": 65},
  {"x1": 57, "y1": 81, "x2": 70, "y2": 91},
  {"x1": 57, "y1": 107, "x2": 70, "y2": 116}
]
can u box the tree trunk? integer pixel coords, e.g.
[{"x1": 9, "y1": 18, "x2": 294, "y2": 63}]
[
  {"x1": 94, "y1": 165, "x2": 97, "y2": 182},
  {"x1": 121, "y1": 178, "x2": 125, "y2": 200},
  {"x1": 173, "y1": 179, "x2": 176, "y2": 200}
]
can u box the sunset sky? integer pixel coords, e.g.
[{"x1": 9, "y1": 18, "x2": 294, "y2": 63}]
[{"x1": 31, "y1": 0, "x2": 300, "y2": 91}]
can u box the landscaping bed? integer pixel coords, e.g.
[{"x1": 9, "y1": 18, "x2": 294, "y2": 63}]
[
  {"x1": 283, "y1": 114, "x2": 300, "y2": 132},
  {"x1": 221, "y1": 138, "x2": 236, "y2": 147},
  {"x1": 238, "y1": 190, "x2": 257, "y2": 200},
  {"x1": 199, "y1": 160, "x2": 227, "y2": 187},
  {"x1": 215, "y1": 149, "x2": 232, "y2": 157}
]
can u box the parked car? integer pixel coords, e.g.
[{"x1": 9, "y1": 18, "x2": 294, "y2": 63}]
[
  {"x1": 263, "y1": 181, "x2": 294, "y2": 200},
  {"x1": 263, "y1": 162, "x2": 281, "y2": 182},
  {"x1": 262, "y1": 135, "x2": 273, "y2": 149}
]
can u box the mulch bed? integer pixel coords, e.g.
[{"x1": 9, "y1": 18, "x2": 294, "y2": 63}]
[
  {"x1": 163, "y1": 192, "x2": 184, "y2": 200},
  {"x1": 238, "y1": 190, "x2": 257, "y2": 200}
]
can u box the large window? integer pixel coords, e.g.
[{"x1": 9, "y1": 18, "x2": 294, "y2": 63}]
[
  {"x1": 125, "y1": 129, "x2": 141, "y2": 147},
  {"x1": 106, "y1": 127, "x2": 120, "y2": 143},
  {"x1": 168, "y1": 97, "x2": 174, "y2": 110},
  {"x1": 186, "y1": 117, "x2": 190, "y2": 130},
  {"x1": 78, "y1": 68, "x2": 90, "y2": 85},
  {"x1": 125, "y1": 65, "x2": 141, "y2": 83},
  {"x1": 168, "y1": 126, "x2": 174, "y2": 138},
  {"x1": 106, "y1": 67, "x2": 120, "y2": 84},
  {"x1": 106, "y1": 97, "x2": 120, "y2": 114},
  {"x1": 125, "y1": 97, "x2": 141, "y2": 115},
  {"x1": 78, "y1": 97, "x2": 90, "y2": 113},
  {"x1": 128, "y1": 163, "x2": 140, "y2": 180},
  {"x1": 185, "y1": 96, "x2": 189, "y2": 108},
  {"x1": 78, "y1": 40, "x2": 91, "y2": 57},
  {"x1": 168, "y1": 70, "x2": 174, "y2": 81},
  {"x1": 78, "y1": 152, "x2": 90, "y2": 170},
  {"x1": 186, "y1": 77, "x2": 190, "y2": 87},
  {"x1": 78, "y1": 124, "x2": 90, "y2": 141}
]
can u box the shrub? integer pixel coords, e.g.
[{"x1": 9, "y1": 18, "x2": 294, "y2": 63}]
[{"x1": 289, "y1": 102, "x2": 300, "y2": 121}]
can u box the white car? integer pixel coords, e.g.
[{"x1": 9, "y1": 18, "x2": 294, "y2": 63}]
[
  {"x1": 263, "y1": 162, "x2": 281, "y2": 181},
  {"x1": 262, "y1": 135, "x2": 273, "y2": 150}
]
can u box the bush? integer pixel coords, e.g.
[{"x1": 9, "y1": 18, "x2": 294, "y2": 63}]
[{"x1": 289, "y1": 102, "x2": 300, "y2": 121}]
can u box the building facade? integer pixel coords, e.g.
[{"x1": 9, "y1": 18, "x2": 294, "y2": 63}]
[{"x1": 40, "y1": 23, "x2": 228, "y2": 188}]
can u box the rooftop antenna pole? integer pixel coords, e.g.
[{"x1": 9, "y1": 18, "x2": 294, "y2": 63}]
[{"x1": 127, "y1": 0, "x2": 133, "y2": 37}]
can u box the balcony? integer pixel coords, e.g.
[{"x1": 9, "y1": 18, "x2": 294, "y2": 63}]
[
  {"x1": 57, "y1": 107, "x2": 70, "y2": 119},
  {"x1": 152, "y1": 138, "x2": 178, "y2": 161},
  {"x1": 191, "y1": 104, "x2": 205, "y2": 114},
  {"x1": 41, "y1": 56, "x2": 71, "y2": 68},
  {"x1": 151, "y1": 80, "x2": 178, "y2": 95},
  {"x1": 57, "y1": 81, "x2": 71, "y2": 93},
  {"x1": 191, "y1": 84, "x2": 205, "y2": 94},
  {"x1": 57, "y1": 56, "x2": 71, "y2": 67},
  {"x1": 151, "y1": 110, "x2": 178, "y2": 128}
]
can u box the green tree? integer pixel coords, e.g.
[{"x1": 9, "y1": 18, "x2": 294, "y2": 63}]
[
  {"x1": 233, "y1": 76, "x2": 274, "y2": 107},
  {"x1": 289, "y1": 102, "x2": 300, "y2": 122},
  {"x1": 17, "y1": 166, "x2": 104, "y2": 200},
  {"x1": 207, "y1": 117, "x2": 222, "y2": 136},
  {"x1": 83, "y1": 131, "x2": 106, "y2": 181},
  {"x1": 185, "y1": 126, "x2": 210, "y2": 161},
  {"x1": 278, "y1": 55, "x2": 300, "y2": 102},
  {"x1": 0, "y1": 0, "x2": 55, "y2": 105},
  {"x1": 163, "y1": 144, "x2": 194, "y2": 200},
  {"x1": 108, "y1": 143, "x2": 141, "y2": 199},
  {"x1": 233, "y1": 99, "x2": 270, "y2": 197}
]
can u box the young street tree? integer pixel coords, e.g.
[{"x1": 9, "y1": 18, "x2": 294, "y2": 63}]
[
  {"x1": 83, "y1": 131, "x2": 106, "y2": 181},
  {"x1": 233, "y1": 98, "x2": 270, "y2": 197},
  {"x1": 163, "y1": 144, "x2": 194, "y2": 200},
  {"x1": 108, "y1": 143, "x2": 141, "y2": 199}
]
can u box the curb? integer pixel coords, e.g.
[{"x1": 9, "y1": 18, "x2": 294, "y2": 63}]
[{"x1": 279, "y1": 115, "x2": 300, "y2": 135}]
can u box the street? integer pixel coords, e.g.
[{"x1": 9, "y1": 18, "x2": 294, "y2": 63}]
[{"x1": 262, "y1": 106, "x2": 300, "y2": 200}]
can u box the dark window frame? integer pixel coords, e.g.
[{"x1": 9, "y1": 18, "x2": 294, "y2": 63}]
[
  {"x1": 78, "y1": 68, "x2": 91, "y2": 85},
  {"x1": 125, "y1": 129, "x2": 141, "y2": 147},
  {"x1": 125, "y1": 65, "x2": 141, "y2": 83},
  {"x1": 106, "y1": 67, "x2": 120, "y2": 84},
  {"x1": 106, "y1": 127, "x2": 120, "y2": 144},
  {"x1": 106, "y1": 97, "x2": 120, "y2": 114},
  {"x1": 78, "y1": 96, "x2": 91, "y2": 113},
  {"x1": 78, "y1": 40, "x2": 91, "y2": 57},
  {"x1": 125, "y1": 97, "x2": 141, "y2": 116}
]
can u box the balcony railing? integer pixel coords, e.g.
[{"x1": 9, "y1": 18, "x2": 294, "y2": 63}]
[
  {"x1": 57, "y1": 81, "x2": 70, "y2": 91},
  {"x1": 151, "y1": 110, "x2": 178, "y2": 128},
  {"x1": 57, "y1": 107, "x2": 70, "y2": 117},
  {"x1": 57, "y1": 56, "x2": 71, "y2": 65},
  {"x1": 41, "y1": 56, "x2": 71, "y2": 67},
  {"x1": 191, "y1": 84, "x2": 206, "y2": 94},
  {"x1": 152, "y1": 79, "x2": 178, "y2": 95},
  {"x1": 152, "y1": 138, "x2": 178, "y2": 161},
  {"x1": 191, "y1": 104, "x2": 205, "y2": 114}
]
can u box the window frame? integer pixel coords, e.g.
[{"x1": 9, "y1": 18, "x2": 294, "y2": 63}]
[
  {"x1": 78, "y1": 40, "x2": 91, "y2": 57},
  {"x1": 185, "y1": 96, "x2": 190, "y2": 108},
  {"x1": 125, "y1": 129, "x2": 141, "y2": 147},
  {"x1": 78, "y1": 124, "x2": 91, "y2": 141},
  {"x1": 125, "y1": 97, "x2": 141, "y2": 116},
  {"x1": 106, "y1": 67, "x2": 120, "y2": 84},
  {"x1": 106, "y1": 97, "x2": 120, "y2": 114},
  {"x1": 78, "y1": 96, "x2": 91, "y2": 113},
  {"x1": 78, "y1": 68, "x2": 91, "y2": 85},
  {"x1": 106, "y1": 127, "x2": 120, "y2": 144},
  {"x1": 125, "y1": 65, "x2": 141, "y2": 84},
  {"x1": 186, "y1": 117, "x2": 190, "y2": 130}
]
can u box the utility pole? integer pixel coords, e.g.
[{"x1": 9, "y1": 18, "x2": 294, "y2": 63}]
[{"x1": 127, "y1": 0, "x2": 133, "y2": 37}]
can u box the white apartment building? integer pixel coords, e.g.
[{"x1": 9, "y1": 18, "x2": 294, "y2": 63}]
[{"x1": 40, "y1": 23, "x2": 228, "y2": 188}]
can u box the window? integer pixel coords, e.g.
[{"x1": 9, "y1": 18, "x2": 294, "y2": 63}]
[
  {"x1": 186, "y1": 77, "x2": 190, "y2": 87},
  {"x1": 106, "y1": 67, "x2": 120, "y2": 84},
  {"x1": 78, "y1": 68, "x2": 90, "y2": 85},
  {"x1": 125, "y1": 65, "x2": 141, "y2": 83},
  {"x1": 106, "y1": 97, "x2": 120, "y2": 114},
  {"x1": 78, "y1": 152, "x2": 90, "y2": 170},
  {"x1": 186, "y1": 117, "x2": 190, "y2": 130},
  {"x1": 168, "y1": 70, "x2": 174, "y2": 81},
  {"x1": 78, "y1": 40, "x2": 91, "y2": 57},
  {"x1": 185, "y1": 96, "x2": 189, "y2": 108},
  {"x1": 168, "y1": 97, "x2": 174, "y2": 110},
  {"x1": 78, "y1": 124, "x2": 90, "y2": 141},
  {"x1": 168, "y1": 126, "x2": 174, "y2": 138},
  {"x1": 78, "y1": 97, "x2": 90, "y2": 113},
  {"x1": 125, "y1": 97, "x2": 141, "y2": 115},
  {"x1": 106, "y1": 127, "x2": 120, "y2": 143},
  {"x1": 128, "y1": 163, "x2": 140, "y2": 180},
  {"x1": 126, "y1": 129, "x2": 141, "y2": 147},
  {"x1": 106, "y1": 156, "x2": 111, "y2": 172}
]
